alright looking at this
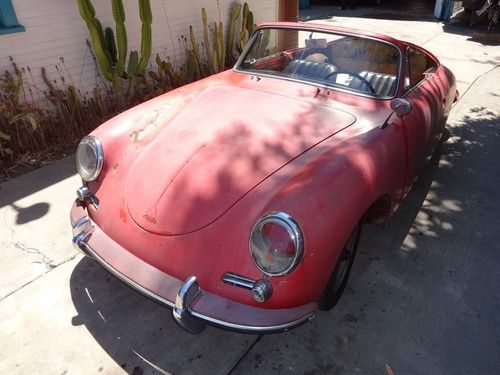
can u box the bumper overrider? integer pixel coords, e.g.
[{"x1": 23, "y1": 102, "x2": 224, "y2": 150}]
[{"x1": 70, "y1": 200, "x2": 316, "y2": 334}]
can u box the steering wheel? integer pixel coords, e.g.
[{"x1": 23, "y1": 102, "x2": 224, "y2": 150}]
[{"x1": 324, "y1": 70, "x2": 377, "y2": 95}]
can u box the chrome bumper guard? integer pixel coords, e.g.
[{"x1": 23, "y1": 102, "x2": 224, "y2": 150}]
[
  {"x1": 71, "y1": 201, "x2": 316, "y2": 334},
  {"x1": 172, "y1": 276, "x2": 206, "y2": 334}
]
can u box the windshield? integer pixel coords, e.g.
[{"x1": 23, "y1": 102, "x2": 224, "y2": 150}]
[{"x1": 237, "y1": 27, "x2": 401, "y2": 98}]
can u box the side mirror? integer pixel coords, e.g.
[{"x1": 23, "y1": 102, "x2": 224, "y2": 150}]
[{"x1": 390, "y1": 98, "x2": 412, "y2": 117}]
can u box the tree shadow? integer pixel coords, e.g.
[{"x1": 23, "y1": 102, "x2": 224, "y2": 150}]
[
  {"x1": 230, "y1": 104, "x2": 500, "y2": 373},
  {"x1": 70, "y1": 256, "x2": 258, "y2": 375},
  {"x1": 10, "y1": 202, "x2": 50, "y2": 225},
  {"x1": 0, "y1": 155, "x2": 76, "y2": 210}
]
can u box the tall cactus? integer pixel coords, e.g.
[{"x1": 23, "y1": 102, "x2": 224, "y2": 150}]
[
  {"x1": 201, "y1": 8, "x2": 213, "y2": 75},
  {"x1": 217, "y1": 21, "x2": 225, "y2": 69},
  {"x1": 76, "y1": 0, "x2": 114, "y2": 81},
  {"x1": 189, "y1": 25, "x2": 203, "y2": 77},
  {"x1": 138, "y1": 0, "x2": 152, "y2": 72},
  {"x1": 94, "y1": 18, "x2": 110, "y2": 62},
  {"x1": 104, "y1": 27, "x2": 117, "y2": 64},
  {"x1": 112, "y1": 0, "x2": 127, "y2": 77},
  {"x1": 226, "y1": 2, "x2": 242, "y2": 66},
  {"x1": 247, "y1": 10, "x2": 255, "y2": 35},
  {"x1": 186, "y1": 51, "x2": 200, "y2": 81},
  {"x1": 239, "y1": 3, "x2": 249, "y2": 52},
  {"x1": 127, "y1": 51, "x2": 139, "y2": 98},
  {"x1": 77, "y1": 0, "x2": 153, "y2": 81}
]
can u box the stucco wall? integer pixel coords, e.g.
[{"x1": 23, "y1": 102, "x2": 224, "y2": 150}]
[{"x1": 0, "y1": 0, "x2": 278, "y2": 100}]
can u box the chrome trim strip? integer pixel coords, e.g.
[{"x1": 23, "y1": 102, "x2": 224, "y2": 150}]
[
  {"x1": 78, "y1": 241, "x2": 175, "y2": 308},
  {"x1": 72, "y1": 231, "x2": 91, "y2": 254},
  {"x1": 189, "y1": 309, "x2": 315, "y2": 333},
  {"x1": 76, "y1": 239, "x2": 315, "y2": 333},
  {"x1": 173, "y1": 276, "x2": 205, "y2": 334},
  {"x1": 222, "y1": 272, "x2": 256, "y2": 290},
  {"x1": 72, "y1": 216, "x2": 89, "y2": 232}
]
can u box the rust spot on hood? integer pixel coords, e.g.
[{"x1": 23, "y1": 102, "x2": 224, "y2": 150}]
[
  {"x1": 129, "y1": 93, "x2": 199, "y2": 144},
  {"x1": 119, "y1": 208, "x2": 127, "y2": 223}
]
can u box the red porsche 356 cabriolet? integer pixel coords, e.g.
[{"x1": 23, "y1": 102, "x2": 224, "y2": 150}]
[{"x1": 71, "y1": 22, "x2": 457, "y2": 334}]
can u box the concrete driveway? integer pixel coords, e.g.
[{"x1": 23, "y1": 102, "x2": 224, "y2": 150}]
[{"x1": 1, "y1": 8, "x2": 499, "y2": 375}]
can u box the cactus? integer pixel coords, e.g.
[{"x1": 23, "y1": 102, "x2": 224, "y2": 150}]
[
  {"x1": 112, "y1": 0, "x2": 127, "y2": 77},
  {"x1": 127, "y1": 50, "x2": 139, "y2": 98},
  {"x1": 226, "y1": 2, "x2": 242, "y2": 66},
  {"x1": 201, "y1": 8, "x2": 213, "y2": 75},
  {"x1": 161, "y1": 61, "x2": 174, "y2": 86},
  {"x1": 211, "y1": 48, "x2": 219, "y2": 74},
  {"x1": 247, "y1": 11, "x2": 255, "y2": 35},
  {"x1": 189, "y1": 25, "x2": 203, "y2": 77},
  {"x1": 213, "y1": 22, "x2": 222, "y2": 72},
  {"x1": 104, "y1": 27, "x2": 117, "y2": 64},
  {"x1": 239, "y1": 3, "x2": 249, "y2": 52},
  {"x1": 127, "y1": 51, "x2": 139, "y2": 76},
  {"x1": 152, "y1": 53, "x2": 174, "y2": 88},
  {"x1": 186, "y1": 51, "x2": 200, "y2": 81},
  {"x1": 256, "y1": 29, "x2": 271, "y2": 57},
  {"x1": 217, "y1": 21, "x2": 225, "y2": 69},
  {"x1": 138, "y1": 0, "x2": 152, "y2": 72},
  {"x1": 76, "y1": 0, "x2": 95, "y2": 21},
  {"x1": 77, "y1": 0, "x2": 156, "y2": 101},
  {"x1": 94, "y1": 19, "x2": 109, "y2": 60},
  {"x1": 76, "y1": 0, "x2": 114, "y2": 81}
]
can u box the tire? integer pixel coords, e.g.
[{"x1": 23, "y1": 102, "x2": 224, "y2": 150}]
[
  {"x1": 318, "y1": 224, "x2": 362, "y2": 311},
  {"x1": 440, "y1": 127, "x2": 450, "y2": 143}
]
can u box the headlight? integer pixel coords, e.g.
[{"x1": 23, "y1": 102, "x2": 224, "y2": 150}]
[
  {"x1": 249, "y1": 212, "x2": 304, "y2": 276},
  {"x1": 76, "y1": 135, "x2": 104, "y2": 182}
]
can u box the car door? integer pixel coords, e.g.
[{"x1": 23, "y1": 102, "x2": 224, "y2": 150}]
[{"x1": 400, "y1": 45, "x2": 441, "y2": 193}]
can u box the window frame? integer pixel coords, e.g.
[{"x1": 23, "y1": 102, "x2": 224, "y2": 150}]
[
  {"x1": 0, "y1": 0, "x2": 25, "y2": 35},
  {"x1": 234, "y1": 26, "x2": 404, "y2": 101},
  {"x1": 403, "y1": 45, "x2": 439, "y2": 95}
]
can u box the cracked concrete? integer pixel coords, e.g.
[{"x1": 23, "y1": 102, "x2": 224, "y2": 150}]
[
  {"x1": 1, "y1": 5, "x2": 499, "y2": 374},
  {"x1": 0, "y1": 156, "x2": 80, "y2": 300}
]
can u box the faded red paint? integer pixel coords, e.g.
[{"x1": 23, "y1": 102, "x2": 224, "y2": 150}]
[
  {"x1": 75, "y1": 23, "x2": 456, "y2": 316},
  {"x1": 119, "y1": 208, "x2": 127, "y2": 223}
]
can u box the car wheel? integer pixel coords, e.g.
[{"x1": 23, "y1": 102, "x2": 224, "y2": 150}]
[{"x1": 318, "y1": 224, "x2": 362, "y2": 311}]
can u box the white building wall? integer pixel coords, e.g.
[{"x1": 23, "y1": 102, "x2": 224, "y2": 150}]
[{"x1": 0, "y1": 0, "x2": 278, "y2": 100}]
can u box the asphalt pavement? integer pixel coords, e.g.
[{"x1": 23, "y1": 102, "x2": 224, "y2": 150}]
[{"x1": 1, "y1": 6, "x2": 499, "y2": 375}]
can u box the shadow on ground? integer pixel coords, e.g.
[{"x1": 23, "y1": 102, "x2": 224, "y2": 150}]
[
  {"x1": 0, "y1": 156, "x2": 76, "y2": 213},
  {"x1": 70, "y1": 256, "x2": 257, "y2": 375},
  {"x1": 232, "y1": 99, "x2": 500, "y2": 373}
]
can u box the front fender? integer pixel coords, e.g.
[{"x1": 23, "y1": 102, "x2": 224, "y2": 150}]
[{"x1": 237, "y1": 121, "x2": 406, "y2": 305}]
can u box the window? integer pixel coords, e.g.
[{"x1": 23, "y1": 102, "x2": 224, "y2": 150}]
[
  {"x1": 238, "y1": 27, "x2": 401, "y2": 98},
  {"x1": 404, "y1": 47, "x2": 438, "y2": 92},
  {"x1": 0, "y1": 0, "x2": 24, "y2": 35}
]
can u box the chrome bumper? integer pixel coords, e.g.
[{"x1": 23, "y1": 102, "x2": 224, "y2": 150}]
[{"x1": 71, "y1": 201, "x2": 316, "y2": 334}]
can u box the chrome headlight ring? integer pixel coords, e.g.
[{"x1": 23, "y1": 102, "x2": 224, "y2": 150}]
[
  {"x1": 249, "y1": 211, "x2": 304, "y2": 277},
  {"x1": 76, "y1": 135, "x2": 104, "y2": 182}
]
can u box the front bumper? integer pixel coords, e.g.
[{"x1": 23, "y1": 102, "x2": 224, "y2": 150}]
[{"x1": 70, "y1": 201, "x2": 316, "y2": 334}]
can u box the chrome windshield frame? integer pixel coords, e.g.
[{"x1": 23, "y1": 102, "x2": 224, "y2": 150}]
[{"x1": 233, "y1": 26, "x2": 403, "y2": 100}]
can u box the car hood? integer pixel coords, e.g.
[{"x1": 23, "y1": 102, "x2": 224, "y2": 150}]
[{"x1": 126, "y1": 85, "x2": 356, "y2": 235}]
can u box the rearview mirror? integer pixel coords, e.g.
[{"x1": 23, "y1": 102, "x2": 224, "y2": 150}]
[{"x1": 390, "y1": 98, "x2": 412, "y2": 117}]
